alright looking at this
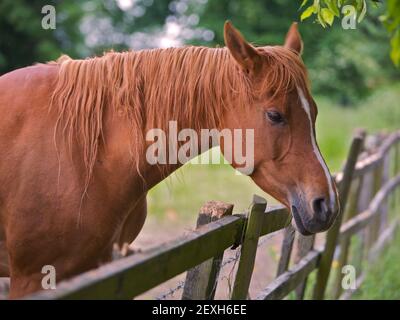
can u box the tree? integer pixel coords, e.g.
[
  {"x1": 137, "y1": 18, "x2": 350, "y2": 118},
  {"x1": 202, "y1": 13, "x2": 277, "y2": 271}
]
[
  {"x1": 0, "y1": 0, "x2": 87, "y2": 74},
  {"x1": 187, "y1": 0, "x2": 397, "y2": 104},
  {"x1": 1, "y1": 0, "x2": 397, "y2": 104},
  {"x1": 299, "y1": 0, "x2": 400, "y2": 66}
]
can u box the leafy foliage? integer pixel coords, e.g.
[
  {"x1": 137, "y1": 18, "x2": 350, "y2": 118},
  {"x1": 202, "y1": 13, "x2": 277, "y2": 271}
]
[
  {"x1": 189, "y1": 0, "x2": 397, "y2": 104},
  {"x1": 299, "y1": 0, "x2": 400, "y2": 66},
  {"x1": 0, "y1": 0, "x2": 398, "y2": 104},
  {"x1": 381, "y1": 0, "x2": 400, "y2": 66},
  {"x1": 0, "y1": 0, "x2": 86, "y2": 73}
]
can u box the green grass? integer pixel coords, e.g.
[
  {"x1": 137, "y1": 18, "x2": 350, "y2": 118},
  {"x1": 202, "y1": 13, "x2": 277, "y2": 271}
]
[
  {"x1": 148, "y1": 84, "x2": 400, "y2": 221},
  {"x1": 352, "y1": 230, "x2": 400, "y2": 300},
  {"x1": 148, "y1": 160, "x2": 274, "y2": 220},
  {"x1": 316, "y1": 83, "x2": 400, "y2": 170}
]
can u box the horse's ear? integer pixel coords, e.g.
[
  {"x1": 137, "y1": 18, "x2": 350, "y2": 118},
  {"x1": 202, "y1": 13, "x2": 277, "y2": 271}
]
[
  {"x1": 224, "y1": 21, "x2": 261, "y2": 73},
  {"x1": 284, "y1": 23, "x2": 303, "y2": 55}
]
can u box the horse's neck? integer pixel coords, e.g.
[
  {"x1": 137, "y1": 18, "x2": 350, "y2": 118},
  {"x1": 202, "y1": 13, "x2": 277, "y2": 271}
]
[
  {"x1": 131, "y1": 48, "x2": 230, "y2": 189},
  {"x1": 139, "y1": 125, "x2": 215, "y2": 190}
]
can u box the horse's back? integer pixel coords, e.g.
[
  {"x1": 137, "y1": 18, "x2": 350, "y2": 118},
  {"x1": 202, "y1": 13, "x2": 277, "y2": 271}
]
[
  {"x1": 0, "y1": 64, "x2": 60, "y2": 218},
  {"x1": 0, "y1": 64, "x2": 58, "y2": 113}
]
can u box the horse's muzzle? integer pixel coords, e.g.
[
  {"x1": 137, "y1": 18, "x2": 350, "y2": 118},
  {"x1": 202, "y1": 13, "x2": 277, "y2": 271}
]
[{"x1": 291, "y1": 196, "x2": 339, "y2": 235}]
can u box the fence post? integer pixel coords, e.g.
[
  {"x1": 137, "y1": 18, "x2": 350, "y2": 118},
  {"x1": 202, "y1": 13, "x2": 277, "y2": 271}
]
[
  {"x1": 395, "y1": 143, "x2": 400, "y2": 214},
  {"x1": 380, "y1": 153, "x2": 390, "y2": 230},
  {"x1": 330, "y1": 130, "x2": 367, "y2": 299},
  {"x1": 231, "y1": 195, "x2": 266, "y2": 300},
  {"x1": 331, "y1": 175, "x2": 363, "y2": 299},
  {"x1": 294, "y1": 234, "x2": 315, "y2": 299},
  {"x1": 354, "y1": 138, "x2": 377, "y2": 275},
  {"x1": 182, "y1": 201, "x2": 233, "y2": 300},
  {"x1": 312, "y1": 130, "x2": 365, "y2": 300},
  {"x1": 276, "y1": 225, "x2": 296, "y2": 277},
  {"x1": 366, "y1": 158, "x2": 384, "y2": 250}
]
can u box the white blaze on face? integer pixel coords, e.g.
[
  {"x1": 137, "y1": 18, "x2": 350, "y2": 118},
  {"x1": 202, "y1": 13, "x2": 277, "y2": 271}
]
[{"x1": 297, "y1": 87, "x2": 336, "y2": 211}]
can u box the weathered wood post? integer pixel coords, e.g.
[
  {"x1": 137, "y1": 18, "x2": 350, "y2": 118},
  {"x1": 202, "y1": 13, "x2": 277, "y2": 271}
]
[
  {"x1": 389, "y1": 141, "x2": 398, "y2": 218},
  {"x1": 330, "y1": 130, "x2": 367, "y2": 299},
  {"x1": 366, "y1": 155, "x2": 384, "y2": 251},
  {"x1": 372, "y1": 160, "x2": 384, "y2": 235},
  {"x1": 276, "y1": 225, "x2": 296, "y2": 277},
  {"x1": 355, "y1": 142, "x2": 376, "y2": 275},
  {"x1": 182, "y1": 201, "x2": 233, "y2": 300},
  {"x1": 395, "y1": 142, "x2": 400, "y2": 214},
  {"x1": 331, "y1": 175, "x2": 363, "y2": 299},
  {"x1": 230, "y1": 195, "x2": 266, "y2": 300},
  {"x1": 364, "y1": 133, "x2": 392, "y2": 252},
  {"x1": 312, "y1": 130, "x2": 365, "y2": 300},
  {"x1": 294, "y1": 234, "x2": 315, "y2": 299},
  {"x1": 380, "y1": 153, "x2": 391, "y2": 230}
]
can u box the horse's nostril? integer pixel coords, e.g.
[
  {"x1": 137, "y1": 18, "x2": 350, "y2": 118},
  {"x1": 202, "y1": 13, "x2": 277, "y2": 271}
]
[{"x1": 312, "y1": 197, "x2": 329, "y2": 222}]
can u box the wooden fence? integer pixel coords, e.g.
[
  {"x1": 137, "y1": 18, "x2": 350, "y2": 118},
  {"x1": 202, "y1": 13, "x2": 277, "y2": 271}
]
[{"x1": 27, "y1": 129, "x2": 400, "y2": 300}]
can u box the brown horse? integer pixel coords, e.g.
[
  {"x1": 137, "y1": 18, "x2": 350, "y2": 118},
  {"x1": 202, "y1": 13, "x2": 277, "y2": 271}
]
[{"x1": 0, "y1": 22, "x2": 338, "y2": 298}]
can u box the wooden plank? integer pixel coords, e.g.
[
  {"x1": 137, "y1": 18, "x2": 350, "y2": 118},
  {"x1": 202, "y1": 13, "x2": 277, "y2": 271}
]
[
  {"x1": 340, "y1": 209, "x2": 375, "y2": 238},
  {"x1": 276, "y1": 225, "x2": 295, "y2": 277},
  {"x1": 368, "y1": 220, "x2": 399, "y2": 263},
  {"x1": 260, "y1": 205, "x2": 291, "y2": 236},
  {"x1": 351, "y1": 131, "x2": 400, "y2": 180},
  {"x1": 334, "y1": 131, "x2": 400, "y2": 185},
  {"x1": 313, "y1": 130, "x2": 365, "y2": 300},
  {"x1": 182, "y1": 201, "x2": 233, "y2": 300},
  {"x1": 256, "y1": 250, "x2": 321, "y2": 300},
  {"x1": 340, "y1": 174, "x2": 400, "y2": 239},
  {"x1": 231, "y1": 195, "x2": 267, "y2": 300},
  {"x1": 26, "y1": 214, "x2": 245, "y2": 300}
]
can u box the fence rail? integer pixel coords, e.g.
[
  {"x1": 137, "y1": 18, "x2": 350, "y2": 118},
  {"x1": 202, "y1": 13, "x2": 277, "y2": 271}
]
[{"x1": 27, "y1": 129, "x2": 400, "y2": 300}]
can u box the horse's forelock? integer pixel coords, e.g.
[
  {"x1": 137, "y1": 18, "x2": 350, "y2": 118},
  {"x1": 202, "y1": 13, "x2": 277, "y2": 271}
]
[{"x1": 258, "y1": 46, "x2": 310, "y2": 103}]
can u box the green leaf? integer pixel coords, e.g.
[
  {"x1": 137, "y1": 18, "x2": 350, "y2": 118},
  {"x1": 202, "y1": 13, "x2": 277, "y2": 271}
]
[
  {"x1": 300, "y1": 0, "x2": 309, "y2": 9},
  {"x1": 301, "y1": 5, "x2": 315, "y2": 21},
  {"x1": 321, "y1": 8, "x2": 334, "y2": 26},
  {"x1": 390, "y1": 29, "x2": 400, "y2": 66},
  {"x1": 325, "y1": 0, "x2": 340, "y2": 17},
  {"x1": 317, "y1": 10, "x2": 327, "y2": 27}
]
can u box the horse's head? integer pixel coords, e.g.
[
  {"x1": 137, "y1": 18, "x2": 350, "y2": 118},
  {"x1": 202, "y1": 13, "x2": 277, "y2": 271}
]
[{"x1": 221, "y1": 22, "x2": 339, "y2": 235}]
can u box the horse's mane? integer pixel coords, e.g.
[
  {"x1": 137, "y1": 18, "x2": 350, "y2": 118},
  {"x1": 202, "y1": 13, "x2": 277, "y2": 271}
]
[{"x1": 49, "y1": 45, "x2": 308, "y2": 193}]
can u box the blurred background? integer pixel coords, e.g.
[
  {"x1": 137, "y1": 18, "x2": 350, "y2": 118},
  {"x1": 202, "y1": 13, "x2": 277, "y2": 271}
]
[{"x1": 1, "y1": 0, "x2": 399, "y2": 299}]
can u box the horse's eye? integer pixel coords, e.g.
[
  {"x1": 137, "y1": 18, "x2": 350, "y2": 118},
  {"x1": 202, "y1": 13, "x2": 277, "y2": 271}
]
[{"x1": 266, "y1": 111, "x2": 285, "y2": 125}]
